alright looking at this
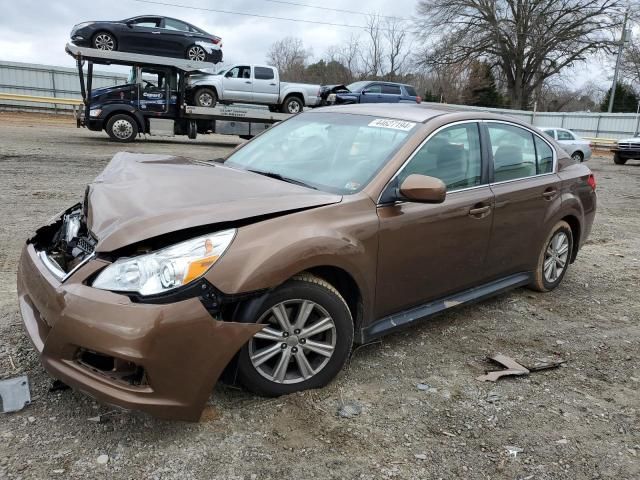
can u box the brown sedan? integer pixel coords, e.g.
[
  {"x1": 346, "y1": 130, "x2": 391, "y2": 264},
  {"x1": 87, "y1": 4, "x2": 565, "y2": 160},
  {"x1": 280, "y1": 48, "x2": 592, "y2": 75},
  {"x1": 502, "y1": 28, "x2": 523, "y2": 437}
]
[{"x1": 17, "y1": 104, "x2": 596, "y2": 420}]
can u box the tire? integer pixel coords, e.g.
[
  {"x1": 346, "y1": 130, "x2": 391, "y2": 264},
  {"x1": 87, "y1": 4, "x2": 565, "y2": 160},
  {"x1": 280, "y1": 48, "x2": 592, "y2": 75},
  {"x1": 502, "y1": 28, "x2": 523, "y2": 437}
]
[
  {"x1": 194, "y1": 88, "x2": 217, "y2": 108},
  {"x1": 186, "y1": 44, "x2": 207, "y2": 62},
  {"x1": 105, "y1": 114, "x2": 138, "y2": 143},
  {"x1": 571, "y1": 151, "x2": 584, "y2": 162},
  {"x1": 529, "y1": 220, "x2": 573, "y2": 292},
  {"x1": 93, "y1": 31, "x2": 116, "y2": 51},
  {"x1": 235, "y1": 273, "x2": 354, "y2": 396},
  {"x1": 613, "y1": 153, "x2": 627, "y2": 165},
  {"x1": 281, "y1": 96, "x2": 303, "y2": 114}
]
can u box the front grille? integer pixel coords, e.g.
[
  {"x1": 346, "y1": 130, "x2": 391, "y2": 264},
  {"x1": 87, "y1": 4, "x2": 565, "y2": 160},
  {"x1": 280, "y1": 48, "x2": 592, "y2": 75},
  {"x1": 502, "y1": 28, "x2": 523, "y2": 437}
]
[{"x1": 617, "y1": 142, "x2": 640, "y2": 150}]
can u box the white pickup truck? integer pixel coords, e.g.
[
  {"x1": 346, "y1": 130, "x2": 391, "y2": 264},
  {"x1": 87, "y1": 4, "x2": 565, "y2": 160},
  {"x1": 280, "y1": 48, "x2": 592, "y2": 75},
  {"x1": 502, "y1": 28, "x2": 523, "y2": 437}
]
[{"x1": 186, "y1": 64, "x2": 321, "y2": 114}]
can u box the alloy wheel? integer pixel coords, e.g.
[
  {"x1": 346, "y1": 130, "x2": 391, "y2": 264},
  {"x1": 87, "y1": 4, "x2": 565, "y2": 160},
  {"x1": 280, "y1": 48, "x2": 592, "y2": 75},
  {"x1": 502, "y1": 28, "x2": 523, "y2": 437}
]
[
  {"x1": 94, "y1": 34, "x2": 115, "y2": 51},
  {"x1": 198, "y1": 92, "x2": 214, "y2": 107},
  {"x1": 543, "y1": 231, "x2": 569, "y2": 283},
  {"x1": 112, "y1": 119, "x2": 133, "y2": 140},
  {"x1": 248, "y1": 299, "x2": 337, "y2": 384},
  {"x1": 187, "y1": 46, "x2": 206, "y2": 61}
]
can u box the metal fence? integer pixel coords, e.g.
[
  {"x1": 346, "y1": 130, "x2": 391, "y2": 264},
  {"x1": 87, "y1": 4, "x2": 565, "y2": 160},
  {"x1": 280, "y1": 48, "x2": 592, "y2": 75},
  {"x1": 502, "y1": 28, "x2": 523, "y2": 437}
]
[
  {"x1": 0, "y1": 61, "x2": 127, "y2": 113},
  {"x1": 422, "y1": 102, "x2": 640, "y2": 140},
  {"x1": 1, "y1": 60, "x2": 640, "y2": 139}
]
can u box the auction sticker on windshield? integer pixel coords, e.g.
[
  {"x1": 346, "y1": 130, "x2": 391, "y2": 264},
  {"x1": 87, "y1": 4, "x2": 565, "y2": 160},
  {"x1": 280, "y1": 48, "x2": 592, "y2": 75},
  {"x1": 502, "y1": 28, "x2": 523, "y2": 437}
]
[{"x1": 368, "y1": 119, "x2": 416, "y2": 131}]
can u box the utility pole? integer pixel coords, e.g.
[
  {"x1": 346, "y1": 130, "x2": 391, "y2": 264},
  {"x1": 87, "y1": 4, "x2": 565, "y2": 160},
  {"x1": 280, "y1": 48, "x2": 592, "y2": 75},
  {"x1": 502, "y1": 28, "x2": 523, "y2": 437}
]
[{"x1": 608, "y1": 5, "x2": 630, "y2": 113}]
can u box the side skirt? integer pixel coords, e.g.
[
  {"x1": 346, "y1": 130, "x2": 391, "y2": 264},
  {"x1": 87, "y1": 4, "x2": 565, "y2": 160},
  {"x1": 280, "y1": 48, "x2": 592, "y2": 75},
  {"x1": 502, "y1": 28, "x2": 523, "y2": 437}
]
[{"x1": 360, "y1": 272, "x2": 533, "y2": 343}]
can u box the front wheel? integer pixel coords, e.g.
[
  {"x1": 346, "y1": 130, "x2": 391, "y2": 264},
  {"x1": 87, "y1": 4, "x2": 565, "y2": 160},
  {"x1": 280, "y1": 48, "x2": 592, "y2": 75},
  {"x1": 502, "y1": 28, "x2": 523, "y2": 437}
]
[
  {"x1": 105, "y1": 114, "x2": 138, "y2": 142},
  {"x1": 235, "y1": 274, "x2": 353, "y2": 396},
  {"x1": 93, "y1": 32, "x2": 116, "y2": 51},
  {"x1": 529, "y1": 221, "x2": 573, "y2": 292},
  {"x1": 613, "y1": 153, "x2": 627, "y2": 165},
  {"x1": 281, "y1": 96, "x2": 303, "y2": 114},
  {"x1": 194, "y1": 88, "x2": 217, "y2": 108}
]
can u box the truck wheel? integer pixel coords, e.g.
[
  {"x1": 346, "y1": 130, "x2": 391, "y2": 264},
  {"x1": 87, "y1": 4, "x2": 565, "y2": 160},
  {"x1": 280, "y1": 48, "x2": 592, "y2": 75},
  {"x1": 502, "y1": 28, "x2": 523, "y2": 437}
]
[
  {"x1": 281, "y1": 96, "x2": 303, "y2": 114},
  {"x1": 195, "y1": 88, "x2": 217, "y2": 108},
  {"x1": 187, "y1": 120, "x2": 198, "y2": 140},
  {"x1": 613, "y1": 153, "x2": 627, "y2": 165},
  {"x1": 235, "y1": 273, "x2": 353, "y2": 397},
  {"x1": 105, "y1": 114, "x2": 138, "y2": 142}
]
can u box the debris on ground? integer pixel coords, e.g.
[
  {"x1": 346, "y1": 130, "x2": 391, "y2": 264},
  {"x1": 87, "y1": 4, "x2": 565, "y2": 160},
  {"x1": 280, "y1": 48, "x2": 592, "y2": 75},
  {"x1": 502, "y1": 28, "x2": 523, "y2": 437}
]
[
  {"x1": 48, "y1": 380, "x2": 70, "y2": 392},
  {"x1": 0, "y1": 375, "x2": 31, "y2": 413},
  {"x1": 505, "y1": 446, "x2": 524, "y2": 458},
  {"x1": 96, "y1": 454, "x2": 109, "y2": 465},
  {"x1": 476, "y1": 353, "x2": 565, "y2": 382},
  {"x1": 337, "y1": 401, "x2": 362, "y2": 418}
]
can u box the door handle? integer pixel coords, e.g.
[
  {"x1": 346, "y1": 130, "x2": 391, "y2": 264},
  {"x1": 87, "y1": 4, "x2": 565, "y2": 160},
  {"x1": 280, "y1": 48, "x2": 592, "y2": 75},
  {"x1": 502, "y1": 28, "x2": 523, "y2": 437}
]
[
  {"x1": 245, "y1": 81, "x2": 252, "y2": 84},
  {"x1": 269, "y1": 83, "x2": 276, "y2": 86},
  {"x1": 151, "y1": 31, "x2": 161, "y2": 34},
  {"x1": 469, "y1": 205, "x2": 491, "y2": 216},
  {"x1": 542, "y1": 189, "x2": 557, "y2": 199}
]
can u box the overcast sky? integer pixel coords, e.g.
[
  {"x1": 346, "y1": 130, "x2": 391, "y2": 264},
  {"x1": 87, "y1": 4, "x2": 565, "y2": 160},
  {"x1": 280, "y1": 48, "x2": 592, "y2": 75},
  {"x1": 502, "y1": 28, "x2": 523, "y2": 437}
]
[{"x1": 0, "y1": 0, "x2": 616, "y2": 89}]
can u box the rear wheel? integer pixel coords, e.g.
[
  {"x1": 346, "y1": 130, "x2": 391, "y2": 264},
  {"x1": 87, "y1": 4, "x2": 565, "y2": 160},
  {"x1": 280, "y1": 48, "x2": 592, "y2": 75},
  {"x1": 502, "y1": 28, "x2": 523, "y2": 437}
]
[
  {"x1": 105, "y1": 114, "x2": 138, "y2": 142},
  {"x1": 194, "y1": 88, "x2": 217, "y2": 108},
  {"x1": 529, "y1": 221, "x2": 573, "y2": 292},
  {"x1": 613, "y1": 153, "x2": 627, "y2": 165},
  {"x1": 571, "y1": 151, "x2": 584, "y2": 162},
  {"x1": 93, "y1": 32, "x2": 116, "y2": 51},
  {"x1": 281, "y1": 96, "x2": 303, "y2": 114},
  {"x1": 235, "y1": 274, "x2": 353, "y2": 396},
  {"x1": 186, "y1": 45, "x2": 207, "y2": 62}
]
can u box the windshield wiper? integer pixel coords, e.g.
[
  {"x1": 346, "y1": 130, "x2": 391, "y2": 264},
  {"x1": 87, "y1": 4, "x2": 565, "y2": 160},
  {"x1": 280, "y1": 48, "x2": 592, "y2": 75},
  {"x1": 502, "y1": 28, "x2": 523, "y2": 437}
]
[{"x1": 247, "y1": 169, "x2": 318, "y2": 190}]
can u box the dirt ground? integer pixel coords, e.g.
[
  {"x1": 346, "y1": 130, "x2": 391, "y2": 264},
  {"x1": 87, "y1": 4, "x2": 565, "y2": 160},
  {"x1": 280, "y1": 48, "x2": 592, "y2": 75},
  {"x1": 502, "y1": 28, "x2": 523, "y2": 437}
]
[{"x1": 0, "y1": 111, "x2": 638, "y2": 479}]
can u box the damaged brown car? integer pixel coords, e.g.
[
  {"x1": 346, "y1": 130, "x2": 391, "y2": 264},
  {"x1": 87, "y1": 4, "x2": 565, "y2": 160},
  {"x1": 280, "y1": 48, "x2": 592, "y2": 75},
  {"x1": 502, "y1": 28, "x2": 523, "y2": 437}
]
[{"x1": 17, "y1": 104, "x2": 596, "y2": 421}]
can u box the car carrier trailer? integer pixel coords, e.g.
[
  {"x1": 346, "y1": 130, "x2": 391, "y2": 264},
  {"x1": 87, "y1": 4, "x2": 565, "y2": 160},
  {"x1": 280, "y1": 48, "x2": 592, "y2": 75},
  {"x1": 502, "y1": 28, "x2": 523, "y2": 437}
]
[{"x1": 66, "y1": 43, "x2": 292, "y2": 142}]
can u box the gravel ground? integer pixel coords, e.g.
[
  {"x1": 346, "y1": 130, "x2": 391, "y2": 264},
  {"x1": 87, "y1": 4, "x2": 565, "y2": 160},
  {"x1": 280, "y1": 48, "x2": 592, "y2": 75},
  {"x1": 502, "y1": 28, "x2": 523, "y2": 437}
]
[{"x1": 0, "y1": 112, "x2": 638, "y2": 479}]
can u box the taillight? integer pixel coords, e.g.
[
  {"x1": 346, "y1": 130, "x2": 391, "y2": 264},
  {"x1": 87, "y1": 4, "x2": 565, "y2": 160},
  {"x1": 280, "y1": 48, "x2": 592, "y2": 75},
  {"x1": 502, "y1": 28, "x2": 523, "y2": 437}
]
[
  {"x1": 416, "y1": 96, "x2": 422, "y2": 104},
  {"x1": 211, "y1": 37, "x2": 221, "y2": 45},
  {"x1": 587, "y1": 174, "x2": 596, "y2": 191}
]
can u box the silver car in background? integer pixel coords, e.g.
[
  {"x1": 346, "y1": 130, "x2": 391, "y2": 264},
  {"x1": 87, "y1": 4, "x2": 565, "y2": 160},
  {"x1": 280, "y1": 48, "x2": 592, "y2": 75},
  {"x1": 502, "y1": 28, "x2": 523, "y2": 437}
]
[{"x1": 540, "y1": 127, "x2": 592, "y2": 162}]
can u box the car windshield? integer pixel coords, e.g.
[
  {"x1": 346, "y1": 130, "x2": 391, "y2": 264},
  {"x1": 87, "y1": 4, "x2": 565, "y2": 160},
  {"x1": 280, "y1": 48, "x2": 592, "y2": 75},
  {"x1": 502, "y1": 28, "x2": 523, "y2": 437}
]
[
  {"x1": 225, "y1": 112, "x2": 419, "y2": 194},
  {"x1": 346, "y1": 81, "x2": 370, "y2": 92}
]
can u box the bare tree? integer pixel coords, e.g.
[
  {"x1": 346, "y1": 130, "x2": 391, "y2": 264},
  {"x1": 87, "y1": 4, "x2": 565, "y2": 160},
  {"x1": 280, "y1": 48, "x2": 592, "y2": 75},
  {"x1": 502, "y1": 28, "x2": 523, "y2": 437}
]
[
  {"x1": 325, "y1": 34, "x2": 361, "y2": 82},
  {"x1": 415, "y1": 0, "x2": 623, "y2": 109},
  {"x1": 384, "y1": 18, "x2": 412, "y2": 81},
  {"x1": 620, "y1": 39, "x2": 640, "y2": 92},
  {"x1": 266, "y1": 36, "x2": 310, "y2": 82},
  {"x1": 360, "y1": 15, "x2": 384, "y2": 77}
]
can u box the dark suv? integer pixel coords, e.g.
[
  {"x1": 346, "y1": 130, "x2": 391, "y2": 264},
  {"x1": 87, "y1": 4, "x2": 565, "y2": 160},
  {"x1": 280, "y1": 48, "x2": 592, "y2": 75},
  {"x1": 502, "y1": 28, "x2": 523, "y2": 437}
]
[{"x1": 321, "y1": 81, "x2": 420, "y2": 105}]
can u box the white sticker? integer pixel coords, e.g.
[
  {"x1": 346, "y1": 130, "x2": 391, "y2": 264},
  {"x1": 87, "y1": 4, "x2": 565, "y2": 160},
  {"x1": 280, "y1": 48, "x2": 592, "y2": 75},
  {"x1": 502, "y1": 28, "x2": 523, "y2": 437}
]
[{"x1": 368, "y1": 119, "x2": 416, "y2": 131}]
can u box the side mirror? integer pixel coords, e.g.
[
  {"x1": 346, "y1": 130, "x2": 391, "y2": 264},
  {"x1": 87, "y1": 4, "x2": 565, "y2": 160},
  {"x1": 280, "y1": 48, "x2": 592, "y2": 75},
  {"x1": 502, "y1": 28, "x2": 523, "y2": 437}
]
[
  {"x1": 126, "y1": 21, "x2": 134, "y2": 28},
  {"x1": 399, "y1": 174, "x2": 446, "y2": 203},
  {"x1": 225, "y1": 71, "x2": 233, "y2": 78}
]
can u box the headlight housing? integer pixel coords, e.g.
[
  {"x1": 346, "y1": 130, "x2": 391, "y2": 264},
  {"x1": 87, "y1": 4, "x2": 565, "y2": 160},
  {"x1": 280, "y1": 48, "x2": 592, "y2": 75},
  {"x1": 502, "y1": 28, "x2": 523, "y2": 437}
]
[{"x1": 92, "y1": 229, "x2": 235, "y2": 295}]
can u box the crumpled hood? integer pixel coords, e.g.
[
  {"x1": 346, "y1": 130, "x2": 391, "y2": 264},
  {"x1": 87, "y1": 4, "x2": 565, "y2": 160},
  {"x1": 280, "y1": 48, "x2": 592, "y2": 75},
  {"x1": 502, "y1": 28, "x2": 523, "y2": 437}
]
[{"x1": 87, "y1": 153, "x2": 341, "y2": 252}]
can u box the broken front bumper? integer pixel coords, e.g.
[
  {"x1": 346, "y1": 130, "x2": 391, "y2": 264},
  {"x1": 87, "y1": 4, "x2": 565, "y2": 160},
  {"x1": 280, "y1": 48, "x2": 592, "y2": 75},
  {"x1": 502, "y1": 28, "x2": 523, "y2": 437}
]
[{"x1": 17, "y1": 244, "x2": 261, "y2": 421}]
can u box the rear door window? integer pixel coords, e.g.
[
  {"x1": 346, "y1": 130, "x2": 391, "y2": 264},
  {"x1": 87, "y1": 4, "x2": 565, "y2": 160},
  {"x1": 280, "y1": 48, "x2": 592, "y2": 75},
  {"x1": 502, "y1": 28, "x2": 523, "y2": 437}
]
[
  {"x1": 399, "y1": 122, "x2": 483, "y2": 190},
  {"x1": 557, "y1": 129, "x2": 576, "y2": 140},
  {"x1": 487, "y1": 123, "x2": 538, "y2": 182},
  {"x1": 163, "y1": 18, "x2": 191, "y2": 31},
  {"x1": 255, "y1": 67, "x2": 275, "y2": 80},
  {"x1": 382, "y1": 84, "x2": 401, "y2": 95}
]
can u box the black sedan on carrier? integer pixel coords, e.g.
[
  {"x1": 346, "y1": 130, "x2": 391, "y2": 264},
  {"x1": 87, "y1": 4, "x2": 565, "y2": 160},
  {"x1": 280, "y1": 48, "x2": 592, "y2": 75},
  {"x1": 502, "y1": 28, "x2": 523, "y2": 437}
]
[{"x1": 70, "y1": 16, "x2": 223, "y2": 63}]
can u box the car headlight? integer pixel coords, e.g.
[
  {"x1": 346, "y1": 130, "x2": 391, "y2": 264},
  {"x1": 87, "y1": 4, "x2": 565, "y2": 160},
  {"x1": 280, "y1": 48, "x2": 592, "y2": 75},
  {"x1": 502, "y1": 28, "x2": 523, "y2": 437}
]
[
  {"x1": 89, "y1": 109, "x2": 102, "y2": 117},
  {"x1": 92, "y1": 229, "x2": 236, "y2": 295}
]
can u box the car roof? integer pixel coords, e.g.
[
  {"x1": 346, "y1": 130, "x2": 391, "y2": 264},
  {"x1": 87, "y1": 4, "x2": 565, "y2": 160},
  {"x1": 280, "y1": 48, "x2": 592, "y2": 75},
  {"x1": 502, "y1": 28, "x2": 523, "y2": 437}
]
[{"x1": 310, "y1": 103, "x2": 516, "y2": 124}]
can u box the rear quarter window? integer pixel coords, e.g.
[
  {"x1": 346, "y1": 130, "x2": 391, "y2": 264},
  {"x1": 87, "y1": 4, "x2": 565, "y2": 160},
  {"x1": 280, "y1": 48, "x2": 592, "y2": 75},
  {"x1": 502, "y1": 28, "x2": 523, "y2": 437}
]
[{"x1": 404, "y1": 85, "x2": 417, "y2": 97}]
